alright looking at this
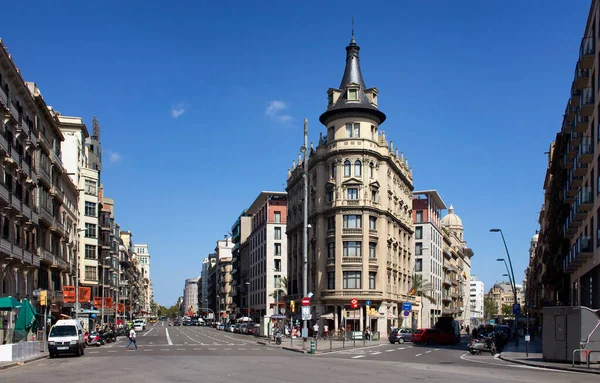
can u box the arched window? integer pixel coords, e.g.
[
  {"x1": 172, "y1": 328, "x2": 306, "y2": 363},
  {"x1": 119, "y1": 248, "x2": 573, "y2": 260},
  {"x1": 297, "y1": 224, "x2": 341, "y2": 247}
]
[
  {"x1": 331, "y1": 162, "x2": 336, "y2": 179},
  {"x1": 354, "y1": 160, "x2": 362, "y2": 177},
  {"x1": 344, "y1": 160, "x2": 351, "y2": 177},
  {"x1": 369, "y1": 162, "x2": 375, "y2": 178}
]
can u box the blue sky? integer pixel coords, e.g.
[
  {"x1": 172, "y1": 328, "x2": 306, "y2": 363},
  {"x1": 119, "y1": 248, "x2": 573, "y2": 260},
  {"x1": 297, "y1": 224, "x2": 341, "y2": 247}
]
[{"x1": 1, "y1": 1, "x2": 591, "y2": 306}]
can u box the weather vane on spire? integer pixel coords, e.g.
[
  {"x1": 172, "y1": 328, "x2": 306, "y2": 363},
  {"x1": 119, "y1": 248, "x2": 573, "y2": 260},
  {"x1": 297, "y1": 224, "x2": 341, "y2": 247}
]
[{"x1": 351, "y1": 16, "x2": 355, "y2": 41}]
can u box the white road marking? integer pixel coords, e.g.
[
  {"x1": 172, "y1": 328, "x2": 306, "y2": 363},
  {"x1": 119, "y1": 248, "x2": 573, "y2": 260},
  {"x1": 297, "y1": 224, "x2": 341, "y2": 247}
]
[
  {"x1": 415, "y1": 353, "x2": 422, "y2": 357},
  {"x1": 108, "y1": 350, "x2": 117, "y2": 353},
  {"x1": 143, "y1": 349, "x2": 152, "y2": 352},
  {"x1": 252, "y1": 348, "x2": 260, "y2": 350},
  {"x1": 224, "y1": 334, "x2": 255, "y2": 344},
  {"x1": 371, "y1": 352, "x2": 382, "y2": 355},
  {"x1": 399, "y1": 347, "x2": 406, "y2": 350},
  {"x1": 425, "y1": 351, "x2": 432, "y2": 353},
  {"x1": 160, "y1": 348, "x2": 170, "y2": 351},
  {"x1": 239, "y1": 348, "x2": 246, "y2": 350},
  {"x1": 434, "y1": 348, "x2": 440, "y2": 351},
  {"x1": 143, "y1": 328, "x2": 154, "y2": 336},
  {"x1": 88, "y1": 351, "x2": 99, "y2": 354},
  {"x1": 177, "y1": 348, "x2": 186, "y2": 351},
  {"x1": 224, "y1": 348, "x2": 232, "y2": 351},
  {"x1": 166, "y1": 328, "x2": 173, "y2": 346},
  {"x1": 209, "y1": 348, "x2": 217, "y2": 351},
  {"x1": 385, "y1": 350, "x2": 394, "y2": 352},
  {"x1": 351, "y1": 355, "x2": 365, "y2": 359}
]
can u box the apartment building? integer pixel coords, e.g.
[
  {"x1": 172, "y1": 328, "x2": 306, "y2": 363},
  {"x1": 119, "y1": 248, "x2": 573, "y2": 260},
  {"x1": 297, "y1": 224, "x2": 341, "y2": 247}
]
[
  {"x1": 531, "y1": 0, "x2": 600, "y2": 311},
  {"x1": 134, "y1": 244, "x2": 152, "y2": 313},
  {"x1": 29, "y1": 85, "x2": 80, "y2": 317},
  {"x1": 469, "y1": 277, "x2": 485, "y2": 323},
  {"x1": 230, "y1": 210, "x2": 251, "y2": 317},
  {"x1": 440, "y1": 206, "x2": 473, "y2": 324},
  {"x1": 245, "y1": 191, "x2": 287, "y2": 321},
  {"x1": 489, "y1": 282, "x2": 524, "y2": 318},
  {"x1": 206, "y1": 253, "x2": 218, "y2": 318},
  {"x1": 412, "y1": 191, "x2": 446, "y2": 328},
  {"x1": 215, "y1": 238, "x2": 234, "y2": 320},
  {"x1": 286, "y1": 35, "x2": 414, "y2": 337},
  {"x1": 0, "y1": 40, "x2": 42, "y2": 304},
  {"x1": 183, "y1": 276, "x2": 200, "y2": 315},
  {"x1": 59, "y1": 115, "x2": 103, "y2": 310}
]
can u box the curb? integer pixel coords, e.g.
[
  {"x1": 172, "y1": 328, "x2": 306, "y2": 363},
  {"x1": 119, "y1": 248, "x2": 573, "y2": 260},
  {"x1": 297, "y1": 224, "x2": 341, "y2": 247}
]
[
  {"x1": 498, "y1": 354, "x2": 600, "y2": 375},
  {"x1": 0, "y1": 354, "x2": 48, "y2": 371},
  {"x1": 282, "y1": 346, "x2": 307, "y2": 354}
]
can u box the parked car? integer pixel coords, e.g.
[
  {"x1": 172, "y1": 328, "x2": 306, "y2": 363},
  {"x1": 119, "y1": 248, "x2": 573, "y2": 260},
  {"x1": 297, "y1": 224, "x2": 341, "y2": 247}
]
[
  {"x1": 246, "y1": 323, "x2": 256, "y2": 335},
  {"x1": 48, "y1": 319, "x2": 85, "y2": 358},
  {"x1": 411, "y1": 328, "x2": 459, "y2": 345},
  {"x1": 388, "y1": 328, "x2": 414, "y2": 344}
]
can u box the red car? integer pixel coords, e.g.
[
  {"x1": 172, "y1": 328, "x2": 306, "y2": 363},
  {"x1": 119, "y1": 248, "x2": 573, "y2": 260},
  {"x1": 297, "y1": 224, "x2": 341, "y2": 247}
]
[{"x1": 411, "y1": 328, "x2": 459, "y2": 345}]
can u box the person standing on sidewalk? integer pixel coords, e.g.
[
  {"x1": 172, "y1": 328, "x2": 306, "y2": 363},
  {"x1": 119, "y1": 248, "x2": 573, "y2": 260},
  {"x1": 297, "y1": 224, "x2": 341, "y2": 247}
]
[{"x1": 125, "y1": 327, "x2": 138, "y2": 350}]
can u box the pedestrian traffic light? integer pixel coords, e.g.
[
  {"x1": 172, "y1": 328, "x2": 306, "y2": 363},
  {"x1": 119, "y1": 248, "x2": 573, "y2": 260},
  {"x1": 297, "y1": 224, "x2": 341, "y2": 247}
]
[{"x1": 290, "y1": 300, "x2": 296, "y2": 313}]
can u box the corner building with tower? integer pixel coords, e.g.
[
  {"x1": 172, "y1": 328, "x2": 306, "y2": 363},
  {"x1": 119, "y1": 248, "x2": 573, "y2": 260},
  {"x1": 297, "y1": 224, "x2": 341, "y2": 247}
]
[{"x1": 286, "y1": 35, "x2": 415, "y2": 337}]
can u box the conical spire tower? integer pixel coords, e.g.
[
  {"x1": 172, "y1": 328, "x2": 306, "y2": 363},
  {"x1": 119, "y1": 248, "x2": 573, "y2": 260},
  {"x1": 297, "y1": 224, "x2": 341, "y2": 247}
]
[{"x1": 319, "y1": 26, "x2": 386, "y2": 125}]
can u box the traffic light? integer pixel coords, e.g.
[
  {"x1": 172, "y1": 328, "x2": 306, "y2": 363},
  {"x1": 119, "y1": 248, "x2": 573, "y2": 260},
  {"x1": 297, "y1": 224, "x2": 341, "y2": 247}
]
[
  {"x1": 40, "y1": 290, "x2": 47, "y2": 306},
  {"x1": 290, "y1": 300, "x2": 296, "y2": 313}
]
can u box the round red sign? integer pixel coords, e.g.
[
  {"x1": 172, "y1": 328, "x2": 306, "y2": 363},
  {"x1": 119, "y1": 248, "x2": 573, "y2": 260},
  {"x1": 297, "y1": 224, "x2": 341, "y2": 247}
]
[{"x1": 302, "y1": 297, "x2": 310, "y2": 306}]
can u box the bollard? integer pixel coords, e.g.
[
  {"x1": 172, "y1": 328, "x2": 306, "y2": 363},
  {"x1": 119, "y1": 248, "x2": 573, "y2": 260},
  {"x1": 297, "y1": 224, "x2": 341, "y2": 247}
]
[{"x1": 310, "y1": 340, "x2": 316, "y2": 354}]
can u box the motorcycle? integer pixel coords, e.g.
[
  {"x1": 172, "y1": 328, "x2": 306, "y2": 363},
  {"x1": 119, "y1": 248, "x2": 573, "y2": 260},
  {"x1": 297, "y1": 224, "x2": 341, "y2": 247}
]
[
  {"x1": 468, "y1": 334, "x2": 497, "y2": 355},
  {"x1": 88, "y1": 332, "x2": 103, "y2": 347}
]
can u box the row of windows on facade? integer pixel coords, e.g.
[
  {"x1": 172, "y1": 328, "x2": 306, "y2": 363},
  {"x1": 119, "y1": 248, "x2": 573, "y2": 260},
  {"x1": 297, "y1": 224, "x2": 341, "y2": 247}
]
[
  {"x1": 326, "y1": 271, "x2": 378, "y2": 290},
  {"x1": 326, "y1": 123, "x2": 380, "y2": 141},
  {"x1": 330, "y1": 160, "x2": 376, "y2": 179},
  {"x1": 326, "y1": 215, "x2": 412, "y2": 249}
]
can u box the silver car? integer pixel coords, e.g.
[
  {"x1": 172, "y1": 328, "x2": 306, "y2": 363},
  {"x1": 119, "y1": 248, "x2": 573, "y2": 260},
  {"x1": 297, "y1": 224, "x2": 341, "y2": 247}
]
[{"x1": 388, "y1": 328, "x2": 414, "y2": 344}]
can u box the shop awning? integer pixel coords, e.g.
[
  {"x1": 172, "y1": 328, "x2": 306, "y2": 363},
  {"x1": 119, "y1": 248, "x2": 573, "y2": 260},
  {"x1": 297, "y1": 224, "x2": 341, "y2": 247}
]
[
  {"x1": 320, "y1": 313, "x2": 335, "y2": 319},
  {"x1": 14, "y1": 298, "x2": 38, "y2": 342},
  {"x1": 0, "y1": 296, "x2": 22, "y2": 310}
]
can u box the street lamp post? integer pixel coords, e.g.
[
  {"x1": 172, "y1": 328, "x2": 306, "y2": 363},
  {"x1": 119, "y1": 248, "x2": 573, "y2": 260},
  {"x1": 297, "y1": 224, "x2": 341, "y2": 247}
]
[
  {"x1": 497, "y1": 259, "x2": 514, "y2": 289},
  {"x1": 301, "y1": 118, "x2": 309, "y2": 339},
  {"x1": 491, "y1": 228, "x2": 519, "y2": 346}
]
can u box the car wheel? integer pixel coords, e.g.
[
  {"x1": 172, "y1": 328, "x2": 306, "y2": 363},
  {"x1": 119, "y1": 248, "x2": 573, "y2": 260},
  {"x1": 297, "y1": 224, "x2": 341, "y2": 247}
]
[
  {"x1": 80, "y1": 345, "x2": 84, "y2": 356},
  {"x1": 49, "y1": 353, "x2": 55, "y2": 358},
  {"x1": 468, "y1": 348, "x2": 477, "y2": 355},
  {"x1": 398, "y1": 338, "x2": 405, "y2": 344},
  {"x1": 389, "y1": 340, "x2": 395, "y2": 344},
  {"x1": 76, "y1": 347, "x2": 81, "y2": 357}
]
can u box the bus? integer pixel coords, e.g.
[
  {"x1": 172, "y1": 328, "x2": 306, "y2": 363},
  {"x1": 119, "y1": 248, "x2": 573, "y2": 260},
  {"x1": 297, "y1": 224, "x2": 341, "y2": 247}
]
[{"x1": 149, "y1": 315, "x2": 157, "y2": 324}]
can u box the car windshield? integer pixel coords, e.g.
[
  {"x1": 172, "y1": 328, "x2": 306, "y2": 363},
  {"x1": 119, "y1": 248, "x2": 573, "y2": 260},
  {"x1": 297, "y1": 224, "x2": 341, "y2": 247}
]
[{"x1": 50, "y1": 325, "x2": 77, "y2": 337}]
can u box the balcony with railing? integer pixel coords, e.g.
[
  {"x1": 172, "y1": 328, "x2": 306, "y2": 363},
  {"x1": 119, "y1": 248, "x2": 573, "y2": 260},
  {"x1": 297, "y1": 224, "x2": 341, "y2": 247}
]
[
  {"x1": 0, "y1": 182, "x2": 9, "y2": 205},
  {"x1": 50, "y1": 184, "x2": 64, "y2": 202},
  {"x1": 574, "y1": 112, "x2": 590, "y2": 132},
  {"x1": 579, "y1": 88, "x2": 594, "y2": 116},
  {"x1": 0, "y1": 132, "x2": 8, "y2": 155},
  {"x1": 568, "y1": 131, "x2": 582, "y2": 156},
  {"x1": 574, "y1": 62, "x2": 590, "y2": 89},
  {"x1": 36, "y1": 163, "x2": 51, "y2": 186},
  {"x1": 578, "y1": 137, "x2": 594, "y2": 163},
  {"x1": 576, "y1": 187, "x2": 594, "y2": 213},
  {"x1": 51, "y1": 150, "x2": 63, "y2": 170},
  {"x1": 8, "y1": 100, "x2": 18, "y2": 121},
  {"x1": 0, "y1": 84, "x2": 7, "y2": 109},
  {"x1": 320, "y1": 290, "x2": 383, "y2": 298},
  {"x1": 341, "y1": 256, "x2": 362, "y2": 264},
  {"x1": 326, "y1": 256, "x2": 335, "y2": 266},
  {"x1": 580, "y1": 36, "x2": 595, "y2": 68},
  {"x1": 342, "y1": 228, "x2": 362, "y2": 235},
  {"x1": 573, "y1": 155, "x2": 588, "y2": 177}
]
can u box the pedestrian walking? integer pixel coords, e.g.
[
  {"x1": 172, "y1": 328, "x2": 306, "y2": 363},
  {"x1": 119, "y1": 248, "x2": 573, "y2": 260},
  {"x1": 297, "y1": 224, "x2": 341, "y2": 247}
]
[{"x1": 125, "y1": 327, "x2": 138, "y2": 350}]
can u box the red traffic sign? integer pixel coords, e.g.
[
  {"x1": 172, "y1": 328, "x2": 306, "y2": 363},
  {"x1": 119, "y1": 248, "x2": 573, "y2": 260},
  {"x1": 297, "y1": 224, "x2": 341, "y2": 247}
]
[
  {"x1": 350, "y1": 298, "x2": 358, "y2": 309},
  {"x1": 302, "y1": 297, "x2": 310, "y2": 306}
]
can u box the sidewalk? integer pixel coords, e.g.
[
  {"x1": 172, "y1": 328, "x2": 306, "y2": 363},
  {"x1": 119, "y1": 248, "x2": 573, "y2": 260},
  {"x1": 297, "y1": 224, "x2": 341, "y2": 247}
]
[
  {"x1": 498, "y1": 336, "x2": 600, "y2": 375},
  {"x1": 256, "y1": 336, "x2": 385, "y2": 354},
  {"x1": 0, "y1": 352, "x2": 47, "y2": 371}
]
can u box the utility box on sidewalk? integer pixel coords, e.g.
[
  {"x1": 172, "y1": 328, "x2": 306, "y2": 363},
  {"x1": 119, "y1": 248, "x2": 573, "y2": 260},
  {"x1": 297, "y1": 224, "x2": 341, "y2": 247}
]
[{"x1": 542, "y1": 306, "x2": 600, "y2": 363}]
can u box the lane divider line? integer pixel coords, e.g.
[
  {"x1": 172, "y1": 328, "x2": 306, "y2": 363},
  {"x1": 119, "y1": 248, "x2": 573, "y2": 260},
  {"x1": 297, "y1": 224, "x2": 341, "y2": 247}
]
[{"x1": 166, "y1": 328, "x2": 174, "y2": 346}]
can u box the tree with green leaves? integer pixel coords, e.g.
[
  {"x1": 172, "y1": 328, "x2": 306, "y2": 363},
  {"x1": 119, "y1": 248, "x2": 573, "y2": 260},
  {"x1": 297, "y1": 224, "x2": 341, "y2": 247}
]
[
  {"x1": 411, "y1": 273, "x2": 436, "y2": 328},
  {"x1": 502, "y1": 304, "x2": 512, "y2": 318},
  {"x1": 484, "y1": 296, "x2": 498, "y2": 320}
]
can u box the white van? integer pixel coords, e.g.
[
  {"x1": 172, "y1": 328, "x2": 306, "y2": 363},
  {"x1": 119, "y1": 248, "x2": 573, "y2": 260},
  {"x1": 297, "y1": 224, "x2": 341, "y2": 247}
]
[{"x1": 48, "y1": 319, "x2": 85, "y2": 357}]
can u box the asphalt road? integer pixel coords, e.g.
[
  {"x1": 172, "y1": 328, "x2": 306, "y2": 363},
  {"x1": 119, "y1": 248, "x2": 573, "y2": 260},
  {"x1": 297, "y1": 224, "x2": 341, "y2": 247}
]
[{"x1": 1, "y1": 322, "x2": 596, "y2": 383}]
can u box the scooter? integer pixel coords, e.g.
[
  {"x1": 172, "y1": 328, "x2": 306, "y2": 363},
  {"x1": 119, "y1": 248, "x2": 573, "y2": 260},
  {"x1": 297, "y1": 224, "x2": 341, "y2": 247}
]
[
  {"x1": 273, "y1": 330, "x2": 282, "y2": 345},
  {"x1": 88, "y1": 332, "x2": 103, "y2": 347},
  {"x1": 468, "y1": 334, "x2": 497, "y2": 355}
]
